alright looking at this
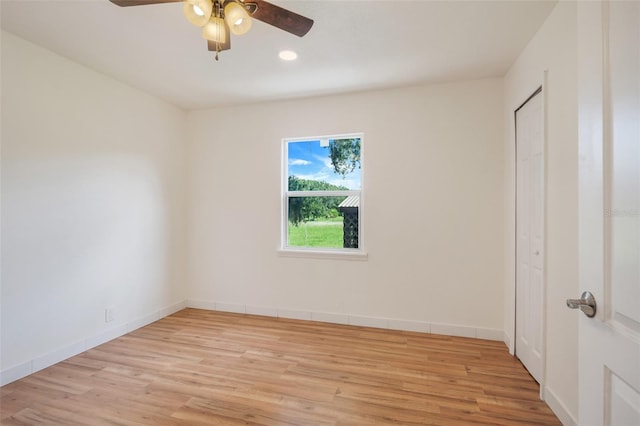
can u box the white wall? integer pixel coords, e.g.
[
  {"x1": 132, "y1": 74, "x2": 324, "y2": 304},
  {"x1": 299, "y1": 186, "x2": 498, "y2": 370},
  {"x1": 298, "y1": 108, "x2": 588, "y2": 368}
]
[
  {"x1": 1, "y1": 9, "x2": 579, "y2": 415},
  {"x1": 187, "y1": 79, "x2": 505, "y2": 336},
  {"x1": 0, "y1": 32, "x2": 188, "y2": 383},
  {"x1": 503, "y1": 2, "x2": 578, "y2": 424}
]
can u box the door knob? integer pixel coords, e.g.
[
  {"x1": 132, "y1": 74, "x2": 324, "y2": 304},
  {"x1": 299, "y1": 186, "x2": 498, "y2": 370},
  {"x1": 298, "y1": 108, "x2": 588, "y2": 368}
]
[{"x1": 566, "y1": 291, "x2": 597, "y2": 317}]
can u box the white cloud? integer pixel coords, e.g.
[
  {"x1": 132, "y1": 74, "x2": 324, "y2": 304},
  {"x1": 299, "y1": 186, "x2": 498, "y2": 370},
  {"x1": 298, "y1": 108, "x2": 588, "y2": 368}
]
[
  {"x1": 289, "y1": 158, "x2": 311, "y2": 166},
  {"x1": 295, "y1": 172, "x2": 331, "y2": 182},
  {"x1": 290, "y1": 149, "x2": 361, "y2": 190},
  {"x1": 313, "y1": 154, "x2": 333, "y2": 169}
]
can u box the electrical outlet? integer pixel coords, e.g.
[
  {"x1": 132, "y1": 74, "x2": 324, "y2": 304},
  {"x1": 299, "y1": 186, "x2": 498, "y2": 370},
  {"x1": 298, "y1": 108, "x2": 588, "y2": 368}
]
[{"x1": 105, "y1": 307, "x2": 115, "y2": 323}]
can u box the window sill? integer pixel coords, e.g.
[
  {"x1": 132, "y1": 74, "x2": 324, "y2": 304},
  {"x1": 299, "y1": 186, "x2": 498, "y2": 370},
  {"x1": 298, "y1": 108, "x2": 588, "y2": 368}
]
[{"x1": 277, "y1": 248, "x2": 368, "y2": 261}]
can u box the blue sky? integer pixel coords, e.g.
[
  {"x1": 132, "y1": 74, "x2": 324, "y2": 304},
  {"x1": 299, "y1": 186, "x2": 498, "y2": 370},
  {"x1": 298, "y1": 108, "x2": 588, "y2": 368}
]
[{"x1": 287, "y1": 139, "x2": 361, "y2": 190}]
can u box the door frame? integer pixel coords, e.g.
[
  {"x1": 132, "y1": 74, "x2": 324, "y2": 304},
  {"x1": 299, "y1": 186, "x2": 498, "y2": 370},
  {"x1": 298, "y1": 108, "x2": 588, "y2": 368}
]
[{"x1": 509, "y1": 73, "x2": 549, "y2": 399}]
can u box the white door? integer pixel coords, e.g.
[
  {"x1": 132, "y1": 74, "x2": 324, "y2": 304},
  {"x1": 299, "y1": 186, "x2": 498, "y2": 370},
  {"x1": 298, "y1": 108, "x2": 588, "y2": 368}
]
[
  {"x1": 516, "y1": 89, "x2": 545, "y2": 384},
  {"x1": 577, "y1": 1, "x2": 640, "y2": 425}
]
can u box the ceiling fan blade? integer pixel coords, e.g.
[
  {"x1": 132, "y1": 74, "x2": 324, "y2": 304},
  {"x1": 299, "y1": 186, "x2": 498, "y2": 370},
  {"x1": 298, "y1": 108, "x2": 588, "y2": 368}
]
[
  {"x1": 207, "y1": 23, "x2": 231, "y2": 52},
  {"x1": 247, "y1": 0, "x2": 313, "y2": 37},
  {"x1": 109, "y1": 0, "x2": 182, "y2": 6}
]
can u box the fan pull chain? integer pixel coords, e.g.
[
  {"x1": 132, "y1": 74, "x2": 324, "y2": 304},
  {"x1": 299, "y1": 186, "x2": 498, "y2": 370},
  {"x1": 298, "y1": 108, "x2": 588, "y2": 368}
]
[{"x1": 214, "y1": 0, "x2": 221, "y2": 61}]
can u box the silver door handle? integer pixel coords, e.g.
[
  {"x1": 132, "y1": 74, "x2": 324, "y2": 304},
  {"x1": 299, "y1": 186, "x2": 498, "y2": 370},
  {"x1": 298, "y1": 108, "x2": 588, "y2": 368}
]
[{"x1": 566, "y1": 291, "x2": 597, "y2": 317}]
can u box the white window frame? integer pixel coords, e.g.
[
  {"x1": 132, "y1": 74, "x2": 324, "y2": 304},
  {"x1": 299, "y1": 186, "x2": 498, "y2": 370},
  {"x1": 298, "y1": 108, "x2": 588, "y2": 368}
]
[{"x1": 279, "y1": 133, "x2": 367, "y2": 260}]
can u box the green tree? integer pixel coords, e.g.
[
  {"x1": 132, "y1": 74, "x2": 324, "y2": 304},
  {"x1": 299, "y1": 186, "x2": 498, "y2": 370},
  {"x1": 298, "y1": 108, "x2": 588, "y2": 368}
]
[
  {"x1": 288, "y1": 175, "x2": 348, "y2": 192},
  {"x1": 327, "y1": 138, "x2": 361, "y2": 178},
  {"x1": 288, "y1": 176, "x2": 348, "y2": 226}
]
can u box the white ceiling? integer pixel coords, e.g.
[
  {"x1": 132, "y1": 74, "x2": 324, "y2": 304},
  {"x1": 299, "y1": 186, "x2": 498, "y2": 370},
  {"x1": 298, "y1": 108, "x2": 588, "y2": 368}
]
[{"x1": 1, "y1": 0, "x2": 556, "y2": 110}]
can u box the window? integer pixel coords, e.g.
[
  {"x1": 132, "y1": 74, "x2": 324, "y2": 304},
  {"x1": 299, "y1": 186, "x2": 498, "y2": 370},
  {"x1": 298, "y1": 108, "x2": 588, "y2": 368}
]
[{"x1": 282, "y1": 134, "x2": 364, "y2": 257}]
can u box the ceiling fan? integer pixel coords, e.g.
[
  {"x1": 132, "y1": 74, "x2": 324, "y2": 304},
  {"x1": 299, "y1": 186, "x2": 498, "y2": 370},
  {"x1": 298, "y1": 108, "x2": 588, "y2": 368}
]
[{"x1": 108, "y1": 0, "x2": 314, "y2": 60}]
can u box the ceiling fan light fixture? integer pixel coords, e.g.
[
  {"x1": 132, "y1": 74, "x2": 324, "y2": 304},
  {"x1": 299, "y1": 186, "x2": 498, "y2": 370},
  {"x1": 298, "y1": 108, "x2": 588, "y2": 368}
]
[
  {"x1": 109, "y1": 0, "x2": 314, "y2": 59},
  {"x1": 224, "y1": 1, "x2": 252, "y2": 35},
  {"x1": 183, "y1": 0, "x2": 213, "y2": 27},
  {"x1": 202, "y1": 16, "x2": 227, "y2": 43}
]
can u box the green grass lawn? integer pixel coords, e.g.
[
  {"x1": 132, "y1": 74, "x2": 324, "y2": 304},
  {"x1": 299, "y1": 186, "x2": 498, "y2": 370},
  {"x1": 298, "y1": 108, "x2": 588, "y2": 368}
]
[{"x1": 288, "y1": 218, "x2": 343, "y2": 248}]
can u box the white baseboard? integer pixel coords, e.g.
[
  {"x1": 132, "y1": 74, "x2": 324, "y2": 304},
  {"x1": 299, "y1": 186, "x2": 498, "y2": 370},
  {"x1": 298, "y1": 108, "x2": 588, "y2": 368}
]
[
  {"x1": 215, "y1": 302, "x2": 246, "y2": 314},
  {"x1": 311, "y1": 311, "x2": 349, "y2": 325},
  {"x1": 86, "y1": 324, "x2": 129, "y2": 351},
  {"x1": 185, "y1": 299, "x2": 504, "y2": 342},
  {"x1": 246, "y1": 305, "x2": 278, "y2": 318},
  {"x1": 186, "y1": 299, "x2": 217, "y2": 311},
  {"x1": 503, "y1": 330, "x2": 513, "y2": 353},
  {"x1": 278, "y1": 308, "x2": 312, "y2": 321},
  {"x1": 476, "y1": 327, "x2": 505, "y2": 341},
  {"x1": 388, "y1": 318, "x2": 430, "y2": 333},
  {"x1": 0, "y1": 300, "x2": 186, "y2": 387},
  {"x1": 0, "y1": 361, "x2": 32, "y2": 387},
  {"x1": 544, "y1": 386, "x2": 577, "y2": 426},
  {"x1": 349, "y1": 315, "x2": 389, "y2": 329},
  {"x1": 431, "y1": 323, "x2": 476, "y2": 338}
]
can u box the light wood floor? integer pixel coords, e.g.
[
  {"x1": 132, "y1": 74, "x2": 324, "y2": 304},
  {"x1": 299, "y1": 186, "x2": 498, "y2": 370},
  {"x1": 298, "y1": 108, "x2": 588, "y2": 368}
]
[{"x1": 1, "y1": 308, "x2": 560, "y2": 425}]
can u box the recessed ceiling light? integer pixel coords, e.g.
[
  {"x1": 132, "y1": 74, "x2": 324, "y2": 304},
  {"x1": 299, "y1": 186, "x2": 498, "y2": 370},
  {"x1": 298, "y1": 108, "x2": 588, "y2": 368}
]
[{"x1": 279, "y1": 50, "x2": 298, "y2": 61}]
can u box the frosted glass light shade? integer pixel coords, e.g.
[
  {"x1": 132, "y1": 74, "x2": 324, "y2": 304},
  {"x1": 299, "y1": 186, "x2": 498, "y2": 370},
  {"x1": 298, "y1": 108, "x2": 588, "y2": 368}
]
[
  {"x1": 202, "y1": 16, "x2": 227, "y2": 43},
  {"x1": 279, "y1": 50, "x2": 298, "y2": 61},
  {"x1": 224, "y1": 1, "x2": 252, "y2": 35},
  {"x1": 183, "y1": 0, "x2": 213, "y2": 27}
]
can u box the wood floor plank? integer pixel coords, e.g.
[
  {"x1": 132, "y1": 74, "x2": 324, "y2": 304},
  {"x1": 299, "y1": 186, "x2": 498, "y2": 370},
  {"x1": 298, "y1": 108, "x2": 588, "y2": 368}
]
[{"x1": 0, "y1": 308, "x2": 561, "y2": 424}]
